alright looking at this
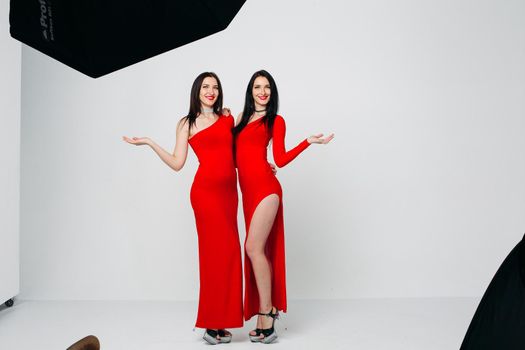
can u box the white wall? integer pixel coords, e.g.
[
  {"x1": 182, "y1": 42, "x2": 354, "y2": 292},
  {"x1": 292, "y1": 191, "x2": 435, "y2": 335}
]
[
  {"x1": 20, "y1": 0, "x2": 525, "y2": 300},
  {"x1": 1, "y1": 0, "x2": 21, "y2": 303}
]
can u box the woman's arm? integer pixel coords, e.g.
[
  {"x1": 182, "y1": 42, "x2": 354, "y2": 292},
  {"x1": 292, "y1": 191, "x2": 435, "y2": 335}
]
[
  {"x1": 272, "y1": 115, "x2": 334, "y2": 168},
  {"x1": 123, "y1": 118, "x2": 190, "y2": 172},
  {"x1": 272, "y1": 116, "x2": 310, "y2": 168}
]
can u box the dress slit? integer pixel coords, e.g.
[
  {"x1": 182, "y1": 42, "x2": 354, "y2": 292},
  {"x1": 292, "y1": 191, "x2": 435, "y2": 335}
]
[{"x1": 243, "y1": 193, "x2": 287, "y2": 320}]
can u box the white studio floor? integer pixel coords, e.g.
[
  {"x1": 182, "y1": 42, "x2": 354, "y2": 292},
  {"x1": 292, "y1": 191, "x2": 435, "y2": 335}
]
[{"x1": 0, "y1": 298, "x2": 478, "y2": 350}]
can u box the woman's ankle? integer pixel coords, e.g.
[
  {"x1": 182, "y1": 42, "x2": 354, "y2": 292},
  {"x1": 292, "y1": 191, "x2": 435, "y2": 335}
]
[{"x1": 259, "y1": 305, "x2": 274, "y2": 314}]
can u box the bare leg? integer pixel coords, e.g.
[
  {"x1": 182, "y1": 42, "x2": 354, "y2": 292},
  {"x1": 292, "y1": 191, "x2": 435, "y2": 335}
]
[{"x1": 245, "y1": 194, "x2": 280, "y2": 336}]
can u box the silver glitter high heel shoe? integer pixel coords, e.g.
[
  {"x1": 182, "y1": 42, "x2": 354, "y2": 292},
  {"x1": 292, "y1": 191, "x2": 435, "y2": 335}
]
[{"x1": 203, "y1": 329, "x2": 232, "y2": 345}]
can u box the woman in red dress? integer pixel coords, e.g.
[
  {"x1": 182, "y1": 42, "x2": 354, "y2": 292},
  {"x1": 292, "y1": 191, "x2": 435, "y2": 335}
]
[
  {"x1": 233, "y1": 70, "x2": 334, "y2": 343},
  {"x1": 123, "y1": 72, "x2": 243, "y2": 344}
]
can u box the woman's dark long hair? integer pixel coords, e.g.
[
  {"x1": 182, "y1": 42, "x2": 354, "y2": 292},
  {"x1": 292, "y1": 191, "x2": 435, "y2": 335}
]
[
  {"x1": 233, "y1": 70, "x2": 279, "y2": 136},
  {"x1": 182, "y1": 72, "x2": 223, "y2": 131}
]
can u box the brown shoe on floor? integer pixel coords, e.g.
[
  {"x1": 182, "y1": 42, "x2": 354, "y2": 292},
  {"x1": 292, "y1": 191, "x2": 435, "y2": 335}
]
[{"x1": 66, "y1": 335, "x2": 100, "y2": 350}]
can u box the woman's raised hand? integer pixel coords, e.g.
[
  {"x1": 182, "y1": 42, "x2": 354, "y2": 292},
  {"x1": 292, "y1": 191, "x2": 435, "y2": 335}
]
[
  {"x1": 307, "y1": 133, "x2": 335, "y2": 145},
  {"x1": 222, "y1": 107, "x2": 231, "y2": 116},
  {"x1": 122, "y1": 136, "x2": 152, "y2": 146}
]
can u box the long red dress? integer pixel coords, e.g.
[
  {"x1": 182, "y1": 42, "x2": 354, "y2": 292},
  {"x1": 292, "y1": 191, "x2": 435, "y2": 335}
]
[
  {"x1": 235, "y1": 115, "x2": 310, "y2": 320},
  {"x1": 188, "y1": 115, "x2": 243, "y2": 328}
]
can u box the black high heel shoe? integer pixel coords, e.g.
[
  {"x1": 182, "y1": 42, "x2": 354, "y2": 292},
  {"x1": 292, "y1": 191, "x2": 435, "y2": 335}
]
[
  {"x1": 248, "y1": 328, "x2": 263, "y2": 343},
  {"x1": 249, "y1": 307, "x2": 279, "y2": 344},
  {"x1": 203, "y1": 329, "x2": 232, "y2": 345}
]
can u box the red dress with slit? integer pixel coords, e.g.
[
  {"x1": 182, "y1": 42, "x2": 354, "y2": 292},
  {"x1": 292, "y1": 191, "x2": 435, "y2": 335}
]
[
  {"x1": 235, "y1": 115, "x2": 310, "y2": 320},
  {"x1": 188, "y1": 115, "x2": 243, "y2": 328}
]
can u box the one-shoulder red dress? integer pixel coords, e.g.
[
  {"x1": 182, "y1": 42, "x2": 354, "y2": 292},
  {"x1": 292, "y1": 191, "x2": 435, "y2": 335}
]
[
  {"x1": 188, "y1": 115, "x2": 243, "y2": 328},
  {"x1": 235, "y1": 115, "x2": 310, "y2": 320}
]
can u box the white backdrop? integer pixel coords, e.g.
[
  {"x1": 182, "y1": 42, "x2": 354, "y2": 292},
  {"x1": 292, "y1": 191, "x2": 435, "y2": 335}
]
[
  {"x1": 0, "y1": 0, "x2": 20, "y2": 303},
  {"x1": 19, "y1": 0, "x2": 525, "y2": 301}
]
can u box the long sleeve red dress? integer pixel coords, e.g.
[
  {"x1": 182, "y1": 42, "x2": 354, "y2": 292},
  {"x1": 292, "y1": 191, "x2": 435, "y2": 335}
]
[
  {"x1": 235, "y1": 114, "x2": 310, "y2": 320},
  {"x1": 188, "y1": 115, "x2": 243, "y2": 329}
]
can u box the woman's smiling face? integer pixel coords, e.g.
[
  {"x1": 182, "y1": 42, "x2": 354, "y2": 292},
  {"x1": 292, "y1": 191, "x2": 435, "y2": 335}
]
[
  {"x1": 199, "y1": 76, "x2": 219, "y2": 109},
  {"x1": 252, "y1": 76, "x2": 271, "y2": 109}
]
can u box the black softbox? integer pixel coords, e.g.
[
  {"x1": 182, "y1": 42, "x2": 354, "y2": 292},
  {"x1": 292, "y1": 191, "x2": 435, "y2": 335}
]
[{"x1": 9, "y1": 0, "x2": 246, "y2": 78}]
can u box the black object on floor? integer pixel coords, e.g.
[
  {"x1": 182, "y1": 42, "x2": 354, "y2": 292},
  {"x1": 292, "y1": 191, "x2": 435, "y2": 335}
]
[
  {"x1": 9, "y1": 0, "x2": 246, "y2": 78},
  {"x1": 66, "y1": 335, "x2": 99, "y2": 350},
  {"x1": 460, "y1": 234, "x2": 525, "y2": 349}
]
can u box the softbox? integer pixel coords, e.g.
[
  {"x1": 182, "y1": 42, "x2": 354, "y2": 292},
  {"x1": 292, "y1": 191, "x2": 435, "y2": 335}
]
[
  {"x1": 460, "y1": 234, "x2": 525, "y2": 349},
  {"x1": 9, "y1": 0, "x2": 246, "y2": 78}
]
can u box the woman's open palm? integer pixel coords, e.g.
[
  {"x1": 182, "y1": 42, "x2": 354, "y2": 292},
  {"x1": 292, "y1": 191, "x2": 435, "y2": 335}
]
[
  {"x1": 122, "y1": 136, "x2": 151, "y2": 146},
  {"x1": 307, "y1": 133, "x2": 334, "y2": 145}
]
